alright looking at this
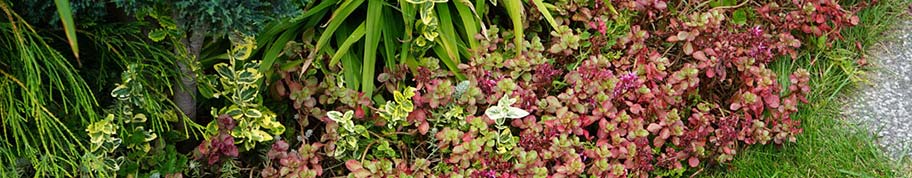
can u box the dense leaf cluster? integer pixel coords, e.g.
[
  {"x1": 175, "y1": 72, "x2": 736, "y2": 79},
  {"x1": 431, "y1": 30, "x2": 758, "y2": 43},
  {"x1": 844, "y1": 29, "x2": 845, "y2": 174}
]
[
  {"x1": 113, "y1": 0, "x2": 303, "y2": 36},
  {"x1": 11, "y1": 0, "x2": 862, "y2": 177},
  {"x1": 256, "y1": 0, "x2": 850, "y2": 177}
]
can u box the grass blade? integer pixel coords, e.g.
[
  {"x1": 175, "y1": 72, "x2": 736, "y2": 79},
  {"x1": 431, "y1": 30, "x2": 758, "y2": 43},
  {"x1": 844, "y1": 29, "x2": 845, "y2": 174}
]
[
  {"x1": 259, "y1": 24, "x2": 302, "y2": 74},
  {"x1": 256, "y1": 0, "x2": 335, "y2": 51},
  {"x1": 502, "y1": 0, "x2": 523, "y2": 57},
  {"x1": 342, "y1": 52, "x2": 362, "y2": 90},
  {"x1": 314, "y1": 0, "x2": 366, "y2": 55},
  {"x1": 454, "y1": 1, "x2": 480, "y2": 50},
  {"x1": 475, "y1": 0, "x2": 486, "y2": 16},
  {"x1": 362, "y1": 0, "x2": 383, "y2": 100},
  {"x1": 297, "y1": 0, "x2": 339, "y2": 21},
  {"x1": 332, "y1": 22, "x2": 363, "y2": 90},
  {"x1": 329, "y1": 22, "x2": 366, "y2": 67},
  {"x1": 398, "y1": 1, "x2": 419, "y2": 73},
  {"x1": 435, "y1": 3, "x2": 466, "y2": 80},
  {"x1": 531, "y1": 0, "x2": 559, "y2": 29},
  {"x1": 54, "y1": 0, "x2": 79, "y2": 64},
  {"x1": 380, "y1": 6, "x2": 403, "y2": 71},
  {"x1": 432, "y1": 45, "x2": 465, "y2": 80}
]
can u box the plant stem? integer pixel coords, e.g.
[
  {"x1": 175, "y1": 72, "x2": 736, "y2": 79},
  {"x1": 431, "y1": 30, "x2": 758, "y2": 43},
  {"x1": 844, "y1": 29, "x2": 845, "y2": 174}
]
[{"x1": 174, "y1": 19, "x2": 209, "y2": 121}]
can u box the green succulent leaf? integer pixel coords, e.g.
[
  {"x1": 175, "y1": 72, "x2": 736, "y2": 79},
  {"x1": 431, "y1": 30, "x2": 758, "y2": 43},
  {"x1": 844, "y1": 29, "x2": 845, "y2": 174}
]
[
  {"x1": 732, "y1": 9, "x2": 748, "y2": 25},
  {"x1": 454, "y1": 80, "x2": 470, "y2": 98}
]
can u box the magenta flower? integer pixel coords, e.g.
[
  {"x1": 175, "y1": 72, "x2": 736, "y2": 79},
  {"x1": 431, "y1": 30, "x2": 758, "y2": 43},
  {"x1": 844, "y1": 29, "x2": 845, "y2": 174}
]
[
  {"x1": 750, "y1": 26, "x2": 763, "y2": 36},
  {"x1": 749, "y1": 43, "x2": 772, "y2": 58},
  {"x1": 589, "y1": 18, "x2": 608, "y2": 35},
  {"x1": 614, "y1": 72, "x2": 639, "y2": 96},
  {"x1": 472, "y1": 170, "x2": 496, "y2": 178},
  {"x1": 750, "y1": 25, "x2": 763, "y2": 36},
  {"x1": 479, "y1": 71, "x2": 500, "y2": 94}
]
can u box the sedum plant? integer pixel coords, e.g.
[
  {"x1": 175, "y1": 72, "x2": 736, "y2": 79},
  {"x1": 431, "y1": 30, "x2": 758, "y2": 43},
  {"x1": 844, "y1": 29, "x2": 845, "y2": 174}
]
[
  {"x1": 261, "y1": 139, "x2": 324, "y2": 177},
  {"x1": 326, "y1": 0, "x2": 832, "y2": 176}
]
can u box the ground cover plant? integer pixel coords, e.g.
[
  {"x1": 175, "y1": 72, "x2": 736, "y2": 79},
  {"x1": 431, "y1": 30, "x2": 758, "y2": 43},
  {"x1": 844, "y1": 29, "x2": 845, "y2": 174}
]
[
  {"x1": 706, "y1": 0, "x2": 910, "y2": 176},
  {"x1": 0, "y1": 0, "x2": 906, "y2": 177}
]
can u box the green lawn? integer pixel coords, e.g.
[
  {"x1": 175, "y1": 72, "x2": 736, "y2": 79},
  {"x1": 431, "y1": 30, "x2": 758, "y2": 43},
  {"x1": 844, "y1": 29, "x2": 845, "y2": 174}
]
[{"x1": 704, "y1": 0, "x2": 911, "y2": 177}]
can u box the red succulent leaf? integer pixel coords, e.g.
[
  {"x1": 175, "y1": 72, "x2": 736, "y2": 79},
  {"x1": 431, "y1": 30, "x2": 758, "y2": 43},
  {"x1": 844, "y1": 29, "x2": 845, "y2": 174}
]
[{"x1": 418, "y1": 121, "x2": 430, "y2": 135}]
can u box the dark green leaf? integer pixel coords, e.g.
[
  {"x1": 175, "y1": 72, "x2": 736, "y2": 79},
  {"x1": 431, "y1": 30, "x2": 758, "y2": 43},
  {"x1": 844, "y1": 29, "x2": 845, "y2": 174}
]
[
  {"x1": 237, "y1": 86, "x2": 258, "y2": 103},
  {"x1": 236, "y1": 69, "x2": 257, "y2": 84},
  {"x1": 214, "y1": 63, "x2": 234, "y2": 80},
  {"x1": 259, "y1": 24, "x2": 302, "y2": 74},
  {"x1": 245, "y1": 108, "x2": 263, "y2": 118}
]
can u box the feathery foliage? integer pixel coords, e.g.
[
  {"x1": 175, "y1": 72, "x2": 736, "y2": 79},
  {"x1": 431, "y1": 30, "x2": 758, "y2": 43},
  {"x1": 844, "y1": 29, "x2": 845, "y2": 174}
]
[{"x1": 0, "y1": 1, "x2": 97, "y2": 176}]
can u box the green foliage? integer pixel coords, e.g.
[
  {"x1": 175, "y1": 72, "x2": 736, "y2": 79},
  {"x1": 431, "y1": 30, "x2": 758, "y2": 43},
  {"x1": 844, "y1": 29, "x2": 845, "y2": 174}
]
[
  {"x1": 80, "y1": 20, "x2": 209, "y2": 176},
  {"x1": 148, "y1": 145, "x2": 190, "y2": 176},
  {"x1": 109, "y1": 61, "x2": 197, "y2": 136},
  {"x1": 378, "y1": 87, "x2": 417, "y2": 128},
  {"x1": 93, "y1": 83, "x2": 183, "y2": 177},
  {"x1": 707, "y1": 0, "x2": 909, "y2": 176},
  {"x1": 112, "y1": 0, "x2": 308, "y2": 123},
  {"x1": 0, "y1": 0, "x2": 901, "y2": 177},
  {"x1": 85, "y1": 115, "x2": 121, "y2": 153},
  {"x1": 81, "y1": 112, "x2": 187, "y2": 177},
  {"x1": 7, "y1": 0, "x2": 107, "y2": 27},
  {"x1": 0, "y1": 2, "x2": 201, "y2": 175},
  {"x1": 144, "y1": 13, "x2": 180, "y2": 43},
  {"x1": 201, "y1": 37, "x2": 285, "y2": 150},
  {"x1": 81, "y1": 114, "x2": 122, "y2": 178},
  {"x1": 0, "y1": 2, "x2": 97, "y2": 176},
  {"x1": 252, "y1": 0, "x2": 502, "y2": 100},
  {"x1": 113, "y1": 0, "x2": 303, "y2": 36},
  {"x1": 327, "y1": 110, "x2": 369, "y2": 159}
]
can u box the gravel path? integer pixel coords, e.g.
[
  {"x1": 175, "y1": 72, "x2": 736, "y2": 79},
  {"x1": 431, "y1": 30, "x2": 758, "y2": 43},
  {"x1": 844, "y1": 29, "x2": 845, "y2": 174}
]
[{"x1": 843, "y1": 19, "x2": 912, "y2": 161}]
